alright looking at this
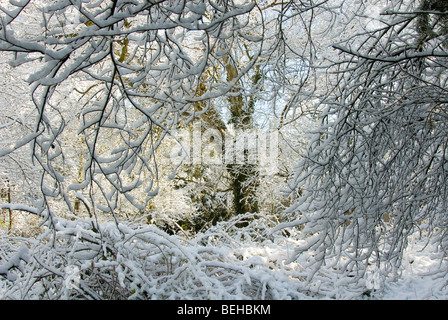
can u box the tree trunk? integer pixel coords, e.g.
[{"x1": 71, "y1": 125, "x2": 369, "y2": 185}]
[{"x1": 224, "y1": 56, "x2": 260, "y2": 216}]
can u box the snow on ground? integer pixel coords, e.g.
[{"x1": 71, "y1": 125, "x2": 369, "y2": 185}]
[
  {"x1": 1, "y1": 213, "x2": 448, "y2": 300},
  {"x1": 381, "y1": 238, "x2": 448, "y2": 299}
]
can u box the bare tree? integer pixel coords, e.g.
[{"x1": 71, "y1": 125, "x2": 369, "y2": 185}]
[
  {"x1": 0, "y1": 0, "x2": 324, "y2": 233},
  {"x1": 274, "y1": 0, "x2": 448, "y2": 285},
  {"x1": 0, "y1": 0, "x2": 268, "y2": 227}
]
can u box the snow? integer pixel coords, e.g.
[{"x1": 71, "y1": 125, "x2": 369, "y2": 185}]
[
  {"x1": 0, "y1": 131, "x2": 42, "y2": 157},
  {"x1": 187, "y1": 2, "x2": 206, "y2": 16},
  {"x1": 1, "y1": 213, "x2": 447, "y2": 300},
  {"x1": 381, "y1": 240, "x2": 448, "y2": 300},
  {"x1": 0, "y1": 245, "x2": 29, "y2": 282},
  {"x1": 1, "y1": 0, "x2": 448, "y2": 301}
]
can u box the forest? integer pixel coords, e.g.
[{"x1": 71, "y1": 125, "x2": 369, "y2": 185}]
[{"x1": 0, "y1": 0, "x2": 448, "y2": 300}]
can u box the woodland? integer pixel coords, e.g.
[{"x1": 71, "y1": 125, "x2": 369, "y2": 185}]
[{"x1": 0, "y1": 0, "x2": 448, "y2": 299}]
